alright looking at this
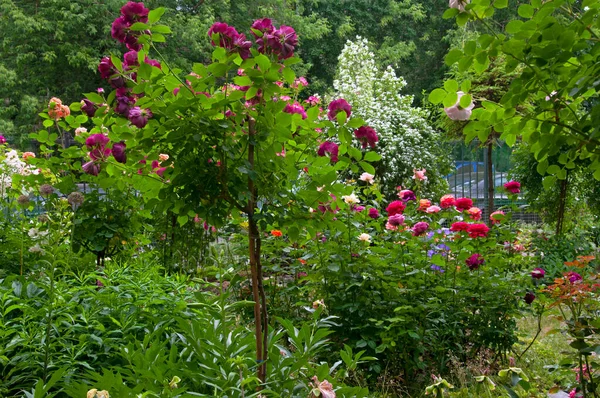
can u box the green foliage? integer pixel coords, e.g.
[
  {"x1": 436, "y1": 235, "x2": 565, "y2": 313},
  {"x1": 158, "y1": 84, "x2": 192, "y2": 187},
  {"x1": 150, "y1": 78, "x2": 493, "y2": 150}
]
[{"x1": 438, "y1": 0, "x2": 600, "y2": 182}]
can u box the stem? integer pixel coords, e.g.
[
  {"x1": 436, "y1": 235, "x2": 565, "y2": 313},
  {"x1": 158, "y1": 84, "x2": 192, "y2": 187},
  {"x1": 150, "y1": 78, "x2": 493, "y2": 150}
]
[
  {"x1": 517, "y1": 307, "x2": 544, "y2": 361},
  {"x1": 20, "y1": 215, "x2": 24, "y2": 276},
  {"x1": 247, "y1": 118, "x2": 267, "y2": 385},
  {"x1": 584, "y1": 354, "x2": 598, "y2": 398},
  {"x1": 42, "y1": 265, "x2": 55, "y2": 383}
]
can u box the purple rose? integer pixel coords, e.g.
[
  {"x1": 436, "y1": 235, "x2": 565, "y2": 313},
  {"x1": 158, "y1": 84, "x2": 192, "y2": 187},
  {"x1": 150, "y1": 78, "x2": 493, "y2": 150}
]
[
  {"x1": 120, "y1": 1, "x2": 149, "y2": 23},
  {"x1": 85, "y1": 134, "x2": 110, "y2": 149},
  {"x1": 98, "y1": 57, "x2": 117, "y2": 79},
  {"x1": 412, "y1": 221, "x2": 429, "y2": 236},
  {"x1": 327, "y1": 99, "x2": 352, "y2": 121},
  {"x1": 465, "y1": 253, "x2": 485, "y2": 271},
  {"x1": 128, "y1": 107, "x2": 152, "y2": 128},
  {"x1": 80, "y1": 99, "x2": 97, "y2": 117},
  {"x1": 387, "y1": 214, "x2": 405, "y2": 226},
  {"x1": 524, "y1": 292, "x2": 535, "y2": 304},
  {"x1": 82, "y1": 161, "x2": 101, "y2": 176},
  {"x1": 368, "y1": 208, "x2": 379, "y2": 219},
  {"x1": 123, "y1": 50, "x2": 139, "y2": 69},
  {"x1": 251, "y1": 18, "x2": 275, "y2": 37},
  {"x1": 112, "y1": 141, "x2": 127, "y2": 164},
  {"x1": 111, "y1": 16, "x2": 130, "y2": 43},
  {"x1": 317, "y1": 141, "x2": 339, "y2": 163},
  {"x1": 283, "y1": 102, "x2": 307, "y2": 119},
  {"x1": 531, "y1": 268, "x2": 545, "y2": 279},
  {"x1": 354, "y1": 126, "x2": 379, "y2": 149}
]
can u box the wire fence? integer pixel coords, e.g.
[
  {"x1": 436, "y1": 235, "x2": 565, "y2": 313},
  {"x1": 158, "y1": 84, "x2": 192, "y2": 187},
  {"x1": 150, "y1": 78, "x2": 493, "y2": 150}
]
[{"x1": 446, "y1": 140, "x2": 541, "y2": 225}]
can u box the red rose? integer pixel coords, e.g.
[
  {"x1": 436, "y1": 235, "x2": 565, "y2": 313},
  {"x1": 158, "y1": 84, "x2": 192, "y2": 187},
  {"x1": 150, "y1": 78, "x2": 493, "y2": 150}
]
[
  {"x1": 455, "y1": 197, "x2": 473, "y2": 211},
  {"x1": 466, "y1": 223, "x2": 490, "y2": 238},
  {"x1": 450, "y1": 221, "x2": 469, "y2": 232},
  {"x1": 504, "y1": 181, "x2": 521, "y2": 194},
  {"x1": 386, "y1": 200, "x2": 406, "y2": 216}
]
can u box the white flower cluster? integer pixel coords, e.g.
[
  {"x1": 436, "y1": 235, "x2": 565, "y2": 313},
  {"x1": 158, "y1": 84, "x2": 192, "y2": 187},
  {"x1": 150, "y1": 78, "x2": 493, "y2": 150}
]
[
  {"x1": 333, "y1": 37, "x2": 449, "y2": 197},
  {"x1": 0, "y1": 149, "x2": 39, "y2": 197}
]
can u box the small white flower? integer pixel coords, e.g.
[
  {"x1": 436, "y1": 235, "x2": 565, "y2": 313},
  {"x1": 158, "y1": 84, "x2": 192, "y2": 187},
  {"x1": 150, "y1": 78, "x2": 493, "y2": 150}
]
[
  {"x1": 342, "y1": 193, "x2": 360, "y2": 205},
  {"x1": 358, "y1": 233, "x2": 371, "y2": 243},
  {"x1": 28, "y1": 244, "x2": 45, "y2": 254},
  {"x1": 75, "y1": 127, "x2": 88, "y2": 136},
  {"x1": 359, "y1": 172, "x2": 375, "y2": 184}
]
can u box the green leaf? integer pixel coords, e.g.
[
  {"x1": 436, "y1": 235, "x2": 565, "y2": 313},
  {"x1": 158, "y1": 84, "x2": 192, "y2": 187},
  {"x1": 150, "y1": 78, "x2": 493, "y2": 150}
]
[
  {"x1": 151, "y1": 33, "x2": 166, "y2": 43},
  {"x1": 359, "y1": 161, "x2": 375, "y2": 174},
  {"x1": 461, "y1": 80, "x2": 471, "y2": 92},
  {"x1": 518, "y1": 4, "x2": 534, "y2": 18},
  {"x1": 85, "y1": 93, "x2": 104, "y2": 103},
  {"x1": 364, "y1": 152, "x2": 382, "y2": 162},
  {"x1": 148, "y1": 7, "x2": 166, "y2": 23},
  {"x1": 542, "y1": 175, "x2": 557, "y2": 190},
  {"x1": 444, "y1": 79, "x2": 459, "y2": 93},
  {"x1": 177, "y1": 215, "x2": 189, "y2": 226},
  {"x1": 246, "y1": 86, "x2": 259, "y2": 100},
  {"x1": 151, "y1": 25, "x2": 172, "y2": 34},
  {"x1": 443, "y1": 92, "x2": 458, "y2": 108},
  {"x1": 456, "y1": 12, "x2": 470, "y2": 26},
  {"x1": 255, "y1": 54, "x2": 271, "y2": 71},
  {"x1": 443, "y1": 8, "x2": 459, "y2": 19},
  {"x1": 494, "y1": 0, "x2": 508, "y2": 9},
  {"x1": 283, "y1": 67, "x2": 295, "y2": 85},
  {"x1": 130, "y1": 22, "x2": 150, "y2": 31},
  {"x1": 445, "y1": 49, "x2": 463, "y2": 66},
  {"x1": 42, "y1": 119, "x2": 54, "y2": 128},
  {"x1": 459, "y1": 94, "x2": 472, "y2": 108},
  {"x1": 429, "y1": 89, "x2": 447, "y2": 104}
]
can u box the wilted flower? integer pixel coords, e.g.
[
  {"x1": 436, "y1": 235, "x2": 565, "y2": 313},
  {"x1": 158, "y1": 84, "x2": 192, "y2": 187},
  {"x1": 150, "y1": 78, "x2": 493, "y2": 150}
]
[
  {"x1": 317, "y1": 141, "x2": 339, "y2": 163},
  {"x1": 169, "y1": 376, "x2": 181, "y2": 390},
  {"x1": 39, "y1": 184, "x2": 54, "y2": 197},
  {"x1": 386, "y1": 200, "x2": 406, "y2": 216},
  {"x1": 465, "y1": 253, "x2": 484, "y2": 270},
  {"x1": 449, "y1": 0, "x2": 470, "y2": 12},
  {"x1": 327, "y1": 98, "x2": 352, "y2": 121},
  {"x1": 359, "y1": 172, "x2": 374, "y2": 184},
  {"x1": 354, "y1": 126, "x2": 378, "y2": 149},
  {"x1": 440, "y1": 194, "x2": 455, "y2": 209},
  {"x1": 67, "y1": 191, "x2": 85, "y2": 210},
  {"x1": 310, "y1": 376, "x2": 336, "y2": 398},
  {"x1": 80, "y1": 99, "x2": 97, "y2": 117},
  {"x1": 82, "y1": 161, "x2": 101, "y2": 176},
  {"x1": 455, "y1": 197, "x2": 473, "y2": 211},
  {"x1": 312, "y1": 299, "x2": 326, "y2": 310},
  {"x1": 358, "y1": 233, "x2": 371, "y2": 243},
  {"x1": 17, "y1": 194, "x2": 30, "y2": 207},
  {"x1": 504, "y1": 180, "x2": 521, "y2": 194},
  {"x1": 531, "y1": 268, "x2": 545, "y2": 279},
  {"x1": 342, "y1": 193, "x2": 360, "y2": 205},
  {"x1": 444, "y1": 91, "x2": 474, "y2": 120},
  {"x1": 412, "y1": 221, "x2": 429, "y2": 236},
  {"x1": 413, "y1": 168, "x2": 427, "y2": 181}
]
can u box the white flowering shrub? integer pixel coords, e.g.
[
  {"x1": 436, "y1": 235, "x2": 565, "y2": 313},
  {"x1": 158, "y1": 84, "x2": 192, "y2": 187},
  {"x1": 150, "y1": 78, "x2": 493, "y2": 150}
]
[
  {"x1": 0, "y1": 148, "x2": 39, "y2": 197},
  {"x1": 333, "y1": 37, "x2": 451, "y2": 198}
]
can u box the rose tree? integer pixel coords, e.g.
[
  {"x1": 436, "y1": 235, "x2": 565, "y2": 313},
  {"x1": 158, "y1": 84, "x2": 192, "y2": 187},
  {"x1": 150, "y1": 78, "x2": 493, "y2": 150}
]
[{"x1": 58, "y1": 3, "x2": 379, "y2": 384}]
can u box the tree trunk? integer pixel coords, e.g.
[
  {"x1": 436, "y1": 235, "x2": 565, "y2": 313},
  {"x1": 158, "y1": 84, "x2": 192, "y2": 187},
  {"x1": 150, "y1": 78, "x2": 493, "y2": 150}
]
[
  {"x1": 247, "y1": 118, "x2": 268, "y2": 384},
  {"x1": 486, "y1": 141, "x2": 494, "y2": 225},
  {"x1": 556, "y1": 172, "x2": 569, "y2": 236}
]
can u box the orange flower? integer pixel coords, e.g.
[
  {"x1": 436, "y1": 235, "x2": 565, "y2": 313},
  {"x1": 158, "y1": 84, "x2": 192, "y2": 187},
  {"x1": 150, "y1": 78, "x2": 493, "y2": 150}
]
[
  {"x1": 298, "y1": 258, "x2": 307, "y2": 265},
  {"x1": 22, "y1": 152, "x2": 36, "y2": 160},
  {"x1": 271, "y1": 230, "x2": 282, "y2": 237},
  {"x1": 418, "y1": 199, "x2": 431, "y2": 211}
]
